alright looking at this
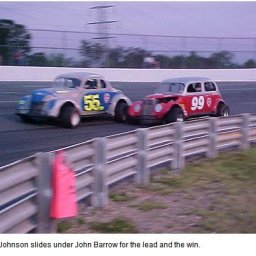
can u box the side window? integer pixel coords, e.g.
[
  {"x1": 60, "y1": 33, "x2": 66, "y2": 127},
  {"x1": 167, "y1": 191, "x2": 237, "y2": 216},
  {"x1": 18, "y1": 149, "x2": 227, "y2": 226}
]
[
  {"x1": 84, "y1": 79, "x2": 98, "y2": 89},
  {"x1": 187, "y1": 83, "x2": 195, "y2": 93},
  {"x1": 100, "y1": 79, "x2": 107, "y2": 89},
  {"x1": 204, "y1": 82, "x2": 216, "y2": 92},
  {"x1": 187, "y1": 83, "x2": 202, "y2": 93}
]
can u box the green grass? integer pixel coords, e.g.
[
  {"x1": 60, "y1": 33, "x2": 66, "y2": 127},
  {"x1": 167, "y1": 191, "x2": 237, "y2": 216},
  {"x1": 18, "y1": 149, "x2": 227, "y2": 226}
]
[
  {"x1": 130, "y1": 200, "x2": 168, "y2": 212},
  {"x1": 90, "y1": 217, "x2": 138, "y2": 233},
  {"x1": 57, "y1": 220, "x2": 72, "y2": 233},
  {"x1": 109, "y1": 191, "x2": 136, "y2": 202},
  {"x1": 149, "y1": 148, "x2": 256, "y2": 233},
  {"x1": 151, "y1": 149, "x2": 256, "y2": 189},
  {"x1": 76, "y1": 217, "x2": 86, "y2": 225}
]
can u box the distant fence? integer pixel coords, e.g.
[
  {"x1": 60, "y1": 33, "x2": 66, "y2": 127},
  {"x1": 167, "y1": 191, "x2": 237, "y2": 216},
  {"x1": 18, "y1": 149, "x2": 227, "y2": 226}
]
[
  {"x1": 2, "y1": 29, "x2": 256, "y2": 66},
  {"x1": 1, "y1": 113, "x2": 256, "y2": 233}
]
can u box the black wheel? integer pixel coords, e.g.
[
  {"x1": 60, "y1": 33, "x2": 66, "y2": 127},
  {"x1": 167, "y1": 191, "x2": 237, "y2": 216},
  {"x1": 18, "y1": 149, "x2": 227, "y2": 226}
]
[
  {"x1": 126, "y1": 114, "x2": 139, "y2": 125},
  {"x1": 164, "y1": 107, "x2": 184, "y2": 124},
  {"x1": 216, "y1": 103, "x2": 229, "y2": 117},
  {"x1": 60, "y1": 106, "x2": 81, "y2": 128},
  {"x1": 20, "y1": 115, "x2": 32, "y2": 123},
  {"x1": 114, "y1": 101, "x2": 128, "y2": 122}
]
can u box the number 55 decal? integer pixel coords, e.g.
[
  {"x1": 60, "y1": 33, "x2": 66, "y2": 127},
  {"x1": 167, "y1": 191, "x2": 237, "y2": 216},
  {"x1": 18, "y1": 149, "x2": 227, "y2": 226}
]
[
  {"x1": 191, "y1": 96, "x2": 205, "y2": 111},
  {"x1": 84, "y1": 94, "x2": 104, "y2": 111}
]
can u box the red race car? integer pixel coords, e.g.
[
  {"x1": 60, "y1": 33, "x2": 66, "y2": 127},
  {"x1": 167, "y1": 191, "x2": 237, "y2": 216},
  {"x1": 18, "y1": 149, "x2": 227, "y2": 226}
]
[{"x1": 127, "y1": 77, "x2": 229, "y2": 124}]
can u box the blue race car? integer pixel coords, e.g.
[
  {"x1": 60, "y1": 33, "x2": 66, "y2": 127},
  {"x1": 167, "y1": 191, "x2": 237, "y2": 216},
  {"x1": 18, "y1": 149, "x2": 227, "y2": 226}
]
[{"x1": 17, "y1": 72, "x2": 131, "y2": 128}]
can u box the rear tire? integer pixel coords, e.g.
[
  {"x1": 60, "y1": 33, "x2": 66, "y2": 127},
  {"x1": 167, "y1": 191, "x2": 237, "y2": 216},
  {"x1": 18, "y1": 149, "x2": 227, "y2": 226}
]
[
  {"x1": 216, "y1": 103, "x2": 229, "y2": 117},
  {"x1": 114, "y1": 101, "x2": 128, "y2": 122},
  {"x1": 164, "y1": 107, "x2": 184, "y2": 124},
  {"x1": 60, "y1": 106, "x2": 80, "y2": 128}
]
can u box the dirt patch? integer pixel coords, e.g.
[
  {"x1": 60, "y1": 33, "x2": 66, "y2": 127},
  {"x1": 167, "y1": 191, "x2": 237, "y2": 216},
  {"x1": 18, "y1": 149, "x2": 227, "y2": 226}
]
[{"x1": 64, "y1": 180, "x2": 227, "y2": 233}]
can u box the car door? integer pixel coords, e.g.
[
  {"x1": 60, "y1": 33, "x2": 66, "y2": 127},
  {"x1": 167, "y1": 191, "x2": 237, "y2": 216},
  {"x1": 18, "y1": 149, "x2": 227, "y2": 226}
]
[
  {"x1": 184, "y1": 82, "x2": 206, "y2": 117},
  {"x1": 81, "y1": 78, "x2": 106, "y2": 116},
  {"x1": 95, "y1": 79, "x2": 119, "y2": 112},
  {"x1": 203, "y1": 81, "x2": 219, "y2": 114},
  {"x1": 81, "y1": 78, "x2": 118, "y2": 115}
]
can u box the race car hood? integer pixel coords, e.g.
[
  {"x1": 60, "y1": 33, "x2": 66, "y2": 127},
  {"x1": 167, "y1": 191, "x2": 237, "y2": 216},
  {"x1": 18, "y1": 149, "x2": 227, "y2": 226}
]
[
  {"x1": 31, "y1": 88, "x2": 57, "y2": 103},
  {"x1": 145, "y1": 93, "x2": 181, "y2": 101},
  {"x1": 31, "y1": 87, "x2": 71, "y2": 102}
]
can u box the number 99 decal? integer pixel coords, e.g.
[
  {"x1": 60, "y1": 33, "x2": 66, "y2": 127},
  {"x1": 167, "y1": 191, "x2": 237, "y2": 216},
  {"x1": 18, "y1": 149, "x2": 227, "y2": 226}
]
[
  {"x1": 191, "y1": 96, "x2": 205, "y2": 111},
  {"x1": 84, "y1": 94, "x2": 104, "y2": 111}
]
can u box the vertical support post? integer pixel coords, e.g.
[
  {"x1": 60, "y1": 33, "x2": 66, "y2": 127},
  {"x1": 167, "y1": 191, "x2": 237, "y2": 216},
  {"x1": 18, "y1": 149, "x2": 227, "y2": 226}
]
[
  {"x1": 172, "y1": 122, "x2": 185, "y2": 170},
  {"x1": 181, "y1": 37, "x2": 187, "y2": 68},
  {"x1": 207, "y1": 117, "x2": 218, "y2": 159},
  {"x1": 61, "y1": 31, "x2": 67, "y2": 67},
  {"x1": 136, "y1": 129, "x2": 149, "y2": 185},
  {"x1": 240, "y1": 113, "x2": 250, "y2": 150},
  {"x1": 217, "y1": 38, "x2": 223, "y2": 68},
  {"x1": 36, "y1": 152, "x2": 55, "y2": 233},
  {"x1": 143, "y1": 35, "x2": 148, "y2": 52},
  {"x1": 93, "y1": 138, "x2": 108, "y2": 208}
]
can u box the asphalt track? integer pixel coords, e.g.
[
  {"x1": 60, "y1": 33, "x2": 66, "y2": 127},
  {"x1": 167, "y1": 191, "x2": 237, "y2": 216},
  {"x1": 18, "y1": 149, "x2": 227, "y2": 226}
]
[{"x1": 1, "y1": 81, "x2": 256, "y2": 166}]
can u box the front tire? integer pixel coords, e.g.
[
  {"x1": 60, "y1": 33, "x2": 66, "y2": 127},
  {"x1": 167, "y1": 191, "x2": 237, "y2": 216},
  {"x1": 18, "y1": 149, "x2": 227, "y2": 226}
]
[
  {"x1": 20, "y1": 115, "x2": 32, "y2": 123},
  {"x1": 60, "y1": 106, "x2": 81, "y2": 128},
  {"x1": 164, "y1": 107, "x2": 184, "y2": 124}
]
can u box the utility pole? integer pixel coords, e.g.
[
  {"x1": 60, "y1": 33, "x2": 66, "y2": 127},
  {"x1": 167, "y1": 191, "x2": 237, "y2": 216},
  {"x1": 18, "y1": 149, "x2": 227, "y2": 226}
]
[{"x1": 88, "y1": 4, "x2": 117, "y2": 49}]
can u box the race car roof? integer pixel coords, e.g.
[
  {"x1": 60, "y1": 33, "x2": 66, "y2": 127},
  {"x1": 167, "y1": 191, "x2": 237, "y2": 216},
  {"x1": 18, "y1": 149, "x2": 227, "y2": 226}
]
[
  {"x1": 161, "y1": 77, "x2": 212, "y2": 84},
  {"x1": 56, "y1": 72, "x2": 103, "y2": 80}
]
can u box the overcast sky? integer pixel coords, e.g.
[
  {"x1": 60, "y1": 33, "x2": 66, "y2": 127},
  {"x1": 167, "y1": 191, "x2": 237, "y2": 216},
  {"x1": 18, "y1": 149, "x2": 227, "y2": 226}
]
[{"x1": 1, "y1": 1, "x2": 256, "y2": 38}]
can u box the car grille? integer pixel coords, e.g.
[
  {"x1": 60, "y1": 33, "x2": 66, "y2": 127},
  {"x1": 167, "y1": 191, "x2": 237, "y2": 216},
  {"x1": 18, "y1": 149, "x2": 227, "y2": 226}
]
[
  {"x1": 142, "y1": 99, "x2": 156, "y2": 116},
  {"x1": 30, "y1": 102, "x2": 44, "y2": 116}
]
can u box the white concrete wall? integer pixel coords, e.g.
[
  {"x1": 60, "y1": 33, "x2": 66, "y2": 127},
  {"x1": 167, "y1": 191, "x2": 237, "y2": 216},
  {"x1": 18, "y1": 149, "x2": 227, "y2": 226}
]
[{"x1": 1, "y1": 66, "x2": 256, "y2": 82}]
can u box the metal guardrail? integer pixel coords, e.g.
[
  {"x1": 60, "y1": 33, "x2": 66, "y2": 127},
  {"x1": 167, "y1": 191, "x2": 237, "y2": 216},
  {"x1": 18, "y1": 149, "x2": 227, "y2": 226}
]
[
  {"x1": 0, "y1": 155, "x2": 39, "y2": 233},
  {"x1": 1, "y1": 113, "x2": 256, "y2": 233}
]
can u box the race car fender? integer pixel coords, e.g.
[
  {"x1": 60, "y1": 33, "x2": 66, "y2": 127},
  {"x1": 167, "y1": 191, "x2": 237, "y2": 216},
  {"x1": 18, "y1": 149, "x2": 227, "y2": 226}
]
[
  {"x1": 47, "y1": 98, "x2": 80, "y2": 118},
  {"x1": 213, "y1": 98, "x2": 227, "y2": 114},
  {"x1": 155, "y1": 101, "x2": 185, "y2": 119},
  {"x1": 107, "y1": 94, "x2": 132, "y2": 116},
  {"x1": 128, "y1": 101, "x2": 143, "y2": 117}
]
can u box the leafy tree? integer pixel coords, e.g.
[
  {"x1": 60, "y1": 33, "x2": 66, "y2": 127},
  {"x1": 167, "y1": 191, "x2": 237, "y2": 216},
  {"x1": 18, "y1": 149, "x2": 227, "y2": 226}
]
[
  {"x1": 121, "y1": 47, "x2": 146, "y2": 68},
  {"x1": 170, "y1": 55, "x2": 187, "y2": 69},
  {"x1": 153, "y1": 54, "x2": 170, "y2": 69},
  {"x1": 0, "y1": 19, "x2": 31, "y2": 65},
  {"x1": 105, "y1": 47, "x2": 126, "y2": 68},
  {"x1": 208, "y1": 51, "x2": 236, "y2": 68},
  {"x1": 185, "y1": 51, "x2": 208, "y2": 69},
  {"x1": 27, "y1": 52, "x2": 48, "y2": 66},
  {"x1": 80, "y1": 40, "x2": 147, "y2": 68},
  {"x1": 80, "y1": 40, "x2": 107, "y2": 67},
  {"x1": 47, "y1": 53, "x2": 74, "y2": 67},
  {"x1": 242, "y1": 59, "x2": 256, "y2": 68}
]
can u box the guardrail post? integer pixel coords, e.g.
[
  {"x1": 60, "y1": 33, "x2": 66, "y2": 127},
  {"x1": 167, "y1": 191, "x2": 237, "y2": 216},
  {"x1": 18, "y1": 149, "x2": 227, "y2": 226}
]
[
  {"x1": 172, "y1": 122, "x2": 185, "y2": 170},
  {"x1": 207, "y1": 117, "x2": 218, "y2": 159},
  {"x1": 136, "y1": 128, "x2": 149, "y2": 185},
  {"x1": 240, "y1": 113, "x2": 250, "y2": 150},
  {"x1": 93, "y1": 138, "x2": 108, "y2": 208},
  {"x1": 36, "y1": 152, "x2": 55, "y2": 233}
]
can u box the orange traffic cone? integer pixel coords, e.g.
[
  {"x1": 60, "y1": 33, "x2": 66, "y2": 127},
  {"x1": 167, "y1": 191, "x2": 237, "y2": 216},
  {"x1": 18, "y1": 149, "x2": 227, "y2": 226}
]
[{"x1": 50, "y1": 151, "x2": 78, "y2": 219}]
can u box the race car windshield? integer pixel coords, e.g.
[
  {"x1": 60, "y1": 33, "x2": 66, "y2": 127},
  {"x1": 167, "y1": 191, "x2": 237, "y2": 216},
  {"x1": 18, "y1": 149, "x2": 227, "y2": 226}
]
[
  {"x1": 155, "y1": 82, "x2": 185, "y2": 94},
  {"x1": 53, "y1": 77, "x2": 81, "y2": 88}
]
